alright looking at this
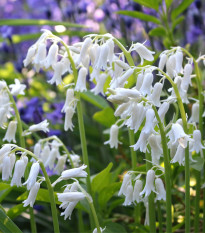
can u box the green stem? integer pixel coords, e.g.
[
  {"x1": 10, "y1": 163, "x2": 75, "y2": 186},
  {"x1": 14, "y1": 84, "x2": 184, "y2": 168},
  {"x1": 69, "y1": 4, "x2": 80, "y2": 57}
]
[
  {"x1": 61, "y1": 41, "x2": 91, "y2": 194},
  {"x1": 157, "y1": 201, "x2": 163, "y2": 233},
  {"x1": 194, "y1": 170, "x2": 201, "y2": 233},
  {"x1": 6, "y1": 88, "x2": 37, "y2": 232},
  {"x1": 128, "y1": 129, "x2": 136, "y2": 170},
  {"x1": 156, "y1": 68, "x2": 190, "y2": 233},
  {"x1": 180, "y1": 49, "x2": 204, "y2": 232},
  {"x1": 12, "y1": 147, "x2": 60, "y2": 233},
  {"x1": 39, "y1": 135, "x2": 74, "y2": 168},
  {"x1": 152, "y1": 105, "x2": 172, "y2": 233},
  {"x1": 145, "y1": 150, "x2": 156, "y2": 233}
]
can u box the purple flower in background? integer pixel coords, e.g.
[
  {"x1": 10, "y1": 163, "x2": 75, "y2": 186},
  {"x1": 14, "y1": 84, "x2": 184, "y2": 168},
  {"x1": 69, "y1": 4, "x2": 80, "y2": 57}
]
[{"x1": 46, "y1": 102, "x2": 64, "y2": 124}]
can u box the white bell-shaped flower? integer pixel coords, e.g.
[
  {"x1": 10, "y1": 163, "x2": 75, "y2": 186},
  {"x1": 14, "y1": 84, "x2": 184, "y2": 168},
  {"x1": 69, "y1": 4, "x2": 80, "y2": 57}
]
[
  {"x1": 189, "y1": 130, "x2": 205, "y2": 156},
  {"x1": 89, "y1": 43, "x2": 100, "y2": 65},
  {"x1": 140, "y1": 169, "x2": 156, "y2": 197},
  {"x1": 143, "y1": 109, "x2": 155, "y2": 134},
  {"x1": 148, "y1": 134, "x2": 163, "y2": 165},
  {"x1": 48, "y1": 61, "x2": 64, "y2": 86},
  {"x1": 110, "y1": 68, "x2": 134, "y2": 88},
  {"x1": 34, "y1": 142, "x2": 41, "y2": 158},
  {"x1": 157, "y1": 102, "x2": 170, "y2": 122},
  {"x1": 104, "y1": 124, "x2": 121, "y2": 149},
  {"x1": 91, "y1": 73, "x2": 107, "y2": 96},
  {"x1": 123, "y1": 184, "x2": 134, "y2": 206},
  {"x1": 107, "y1": 39, "x2": 115, "y2": 65},
  {"x1": 23, "y1": 162, "x2": 40, "y2": 190},
  {"x1": 23, "y1": 45, "x2": 37, "y2": 67},
  {"x1": 95, "y1": 43, "x2": 109, "y2": 70},
  {"x1": 114, "y1": 101, "x2": 132, "y2": 119},
  {"x1": 171, "y1": 144, "x2": 185, "y2": 166},
  {"x1": 61, "y1": 89, "x2": 75, "y2": 113},
  {"x1": 23, "y1": 182, "x2": 40, "y2": 207},
  {"x1": 118, "y1": 172, "x2": 132, "y2": 196},
  {"x1": 11, "y1": 156, "x2": 28, "y2": 187},
  {"x1": 181, "y1": 63, "x2": 192, "y2": 91},
  {"x1": 28, "y1": 119, "x2": 49, "y2": 134},
  {"x1": 174, "y1": 50, "x2": 183, "y2": 74},
  {"x1": 155, "y1": 178, "x2": 166, "y2": 202},
  {"x1": 64, "y1": 106, "x2": 75, "y2": 131},
  {"x1": 45, "y1": 147, "x2": 58, "y2": 169},
  {"x1": 2, "y1": 154, "x2": 11, "y2": 181},
  {"x1": 93, "y1": 227, "x2": 106, "y2": 233},
  {"x1": 0, "y1": 106, "x2": 8, "y2": 128},
  {"x1": 75, "y1": 67, "x2": 87, "y2": 92},
  {"x1": 60, "y1": 201, "x2": 78, "y2": 220},
  {"x1": 9, "y1": 79, "x2": 26, "y2": 96},
  {"x1": 61, "y1": 164, "x2": 87, "y2": 180},
  {"x1": 43, "y1": 43, "x2": 58, "y2": 69},
  {"x1": 40, "y1": 143, "x2": 50, "y2": 163},
  {"x1": 77, "y1": 37, "x2": 92, "y2": 65},
  {"x1": 136, "y1": 73, "x2": 144, "y2": 90},
  {"x1": 0, "y1": 144, "x2": 12, "y2": 161},
  {"x1": 54, "y1": 155, "x2": 67, "y2": 175},
  {"x1": 189, "y1": 102, "x2": 199, "y2": 123},
  {"x1": 133, "y1": 179, "x2": 143, "y2": 203},
  {"x1": 3, "y1": 120, "x2": 17, "y2": 143},
  {"x1": 167, "y1": 123, "x2": 190, "y2": 148},
  {"x1": 33, "y1": 42, "x2": 47, "y2": 72},
  {"x1": 148, "y1": 82, "x2": 163, "y2": 107},
  {"x1": 114, "y1": 60, "x2": 130, "y2": 71},
  {"x1": 61, "y1": 56, "x2": 72, "y2": 75},
  {"x1": 58, "y1": 192, "x2": 85, "y2": 203},
  {"x1": 131, "y1": 131, "x2": 149, "y2": 152},
  {"x1": 140, "y1": 72, "x2": 153, "y2": 96},
  {"x1": 166, "y1": 55, "x2": 176, "y2": 78},
  {"x1": 158, "y1": 53, "x2": 167, "y2": 72},
  {"x1": 132, "y1": 43, "x2": 155, "y2": 65}
]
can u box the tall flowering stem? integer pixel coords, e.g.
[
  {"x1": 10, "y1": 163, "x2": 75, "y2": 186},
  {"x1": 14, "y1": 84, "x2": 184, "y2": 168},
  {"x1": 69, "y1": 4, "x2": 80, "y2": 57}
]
[
  {"x1": 180, "y1": 48, "x2": 204, "y2": 232},
  {"x1": 61, "y1": 40, "x2": 91, "y2": 194},
  {"x1": 157, "y1": 68, "x2": 190, "y2": 233},
  {"x1": 6, "y1": 88, "x2": 37, "y2": 233},
  {"x1": 11, "y1": 147, "x2": 60, "y2": 233}
]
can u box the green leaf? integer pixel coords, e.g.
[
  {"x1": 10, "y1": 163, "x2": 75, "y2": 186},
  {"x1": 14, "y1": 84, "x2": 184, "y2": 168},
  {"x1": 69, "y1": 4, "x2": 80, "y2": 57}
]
[
  {"x1": 98, "y1": 183, "x2": 121, "y2": 208},
  {"x1": 0, "y1": 19, "x2": 84, "y2": 28},
  {"x1": 93, "y1": 107, "x2": 115, "y2": 128},
  {"x1": 0, "y1": 209, "x2": 22, "y2": 233},
  {"x1": 0, "y1": 186, "x2": 13, "y2": 203},
  {"x1": 0, "y1": 182, "x2": 11, "y2": 191},
  {"x1": 104, "y1": 222, "x2": 127, "y2": 233},
  {"x1": 172, "y1": 16, "x2": 185, "y2": 31},
  {"x1": 91, "y1": 163, "x2": 113, "y2": 193},
  {"x1": 165, "y1": 0, "x2": 173, "y2": 9},
  {"x1": 80, "y1": 91, "x2": 109, "y2": 110},
  {"x1": 132, "y1": 0, "x2": 159, "y2": 11},
  {"x1": 190, "y1": 157, "x2": 204, "y2": 171},
  {"x1": 117, "y1": 11, "x2": 161, "y2": 24},
  {"x1": 171, "y1": 0, "x2": 194, "y2": 20},
  {"x1": 149, "y1": 26, "x2": 167, "y2": 37},
  {"x1": 7, "y1": 204, "x2": 27, "y2": 219}
]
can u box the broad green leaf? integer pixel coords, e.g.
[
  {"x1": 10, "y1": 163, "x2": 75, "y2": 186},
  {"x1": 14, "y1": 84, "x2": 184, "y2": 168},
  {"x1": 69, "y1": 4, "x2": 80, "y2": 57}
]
[
  {"x1": 0, "y1": 19, "x2": 84, "y2": 28},
  {"x1": 17, "y1": 188, "x2": 61, "y2": 204},
  {"x1": 172, "y1": 16, "x2": 185, "y2": 31},
  {"x1": 190, "y1": 157, "x2": 204, "y2": 171},
  {"x1": 80, "y1": 91, "x2": 109, "y2": 110},
  {"x1": 91, "y1": 162, "x2": 113, "y2": 193},
  {"x1": 104, "y1": 222, "x2": 127, "y2": 233},
  {"x1": 93, "y1": 107, "x2": 115, "y2": 128},
  {"x1": 165, "y1": 0, "x2": 173, "y2": 9},
  {"x1": 117, "y1": 11, "x2": 161, "y2": 24},
  {"x1": 7, "y1": 204, "x2": 27, "y2": 219},
  {"x1": 149, "y1": 26, "x2": 166, "y2": 37},
  {"x1": 171, "y1": 0, "x2": 194, "y2": 21},
  {"x1": 0, "y1": 209, "x2": 22, "y2": 233},
  {"x1": 98, "y1": 183, "x2": 121, "y2": 208},
  {"x1": 0, "y1": 182, "x2": 11, "y2": 191},
  {"x1": 0, "y1": 187, "x2": 13, "y2": 203},
  {"x1": 133, "y1": 0, "x2": 159, "y2": 11}
]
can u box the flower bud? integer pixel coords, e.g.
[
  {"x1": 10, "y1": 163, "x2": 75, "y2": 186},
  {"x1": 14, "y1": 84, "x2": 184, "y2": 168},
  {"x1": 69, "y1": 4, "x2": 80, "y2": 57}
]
[
  {"x1": 158, "y1": 53, "x2": 167, "y2": 72},
  {"x1": 24, "y1": 162, "x2": 40, "y2": 190},
  {"x1": 140, "y1": 72, "x2": 153, "y2": 96},
  {"x1": 57, "y1": 192, "x2": 85, "y2": 203},
  {"x1": 189, "y1": 102, "x2": 199, "y2": 123},
  {"x1": 166, "y1": 55, "x2": 176, "y2": 78},
  {"x1": 174, "y1": 50, "x2": 183, "y2": 73},
  {"x1": 136, "y1": 73, "x2": 144, "y2": 90},
  {"x1": 133, "y1": 43, "x2": 155, "y2": 65},
  {"x1": 61, "y1": 164, "x2": 87, "y2": 179},
  {"x1": 149, "y1": 82, "x2": 163, "y2": 107}
]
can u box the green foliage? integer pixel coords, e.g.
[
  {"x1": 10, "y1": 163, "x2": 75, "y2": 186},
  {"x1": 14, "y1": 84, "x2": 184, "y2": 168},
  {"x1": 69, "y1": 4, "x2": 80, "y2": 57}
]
[
  {"x1": 149, "y1": 26, "x2": 167, "y2": 37},
  {"x1": 132, "y1": 0, "x2": 159, "y2": 11},
  {"x1": 0, "y1": 208, "x2": 22, "y2": 233},
  {"x1": 190, "y1": 156, "x2": 204, "y2": 171},
  {"x1": 171, "y1": 0, "x2": 195, "y2": 20},
  {"x1": 93, "y1": 107, "x2": 116, "y2": 127},
  {"x1": 117, "y1": 11, "x2": 161, "y2": 24}
]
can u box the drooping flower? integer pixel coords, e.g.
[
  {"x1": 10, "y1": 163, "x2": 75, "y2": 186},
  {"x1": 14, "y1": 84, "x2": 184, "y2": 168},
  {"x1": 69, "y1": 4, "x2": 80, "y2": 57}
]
[
  {"x1": 23, "y1": 162, "x2": 40, "y2": 190},
  {"x1": 61, "y1": 89, "x2": 75, "y2": 113},
  {"x1": 75, "y1": 67, "x2": 88, "y2": 92},
  {"x1": 155, "y1": 178, "x2": 166, "y2": 202},
  {"x1": 123, "y1": 184, "x2": 134, "y2": 206},
  {"x1": 104, "y1": 124, "x2": 121, "y2": 149},
  {"x1": 131, "y1": 131, "x2": 149, "y2": 152},
  {"x1": 48, "y1": 61, "x2": 64, "y2": 86},
  {"x1": 45, "y1": 147, "x2": 58, "y2": 169},
  {"x1": 171, "y1": 144, "x2": 185, "y2": 166},
  {"x1": 142, "y1": 108, "x2": 155, "y2": 135},
  {"x1": 9, "y1": 79, "x2": 26, "y2": 96},
  {"x1": 54, "y1": 155, "x2": 67, "y2": 175},
  {"x1": 64, "y1": 106, "x2": 75, "y2": 131},
  {"x1": 148, "y1": 134, "x2": 163, "y2": 165},
  {"x1": 27, "y1": 120, "x2": 49, "y2": 135},
  {"x1": 189, "y1": 102, "x2": 199, "y2": 123},
  {"x1": 91, "y1": 73, "x2": 107, "y2": 96},
  {"x1": 189, "y1": 130, "x2": 205, "y2": 156},
  {"x1": 3, "y1": 121, "x2": 17, "y2": 143},
  {"x1": 43, "y1": 43, "x2": 58, "y2": 69},
  {"x1": 139, "y1": 72, "x2": 153, "y2": 96},
  {"x1": 61, "y1": 164, "x2": 87, "y2": 180},
  {"x1": 166, "y1": 54, "x2": 176, "y2": 78},
  {"x1": 118, "y1": 172, "x2": 132, "y2": 196},
  {"x1": 95, "y1": 43, "x2": 109, "y2": 70},
  {"x1": 148, "y1": 82, "x2": 163, "y2": 107},
  {"x1": 23, "y1": 182, "x2": 40, "y2": 207},
  {"x1": 133, "y1": 179, "x2": 143, "y2": 203},
  {"x1": 140, "y1": 169, "x2": 156, "y2": 197}
]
